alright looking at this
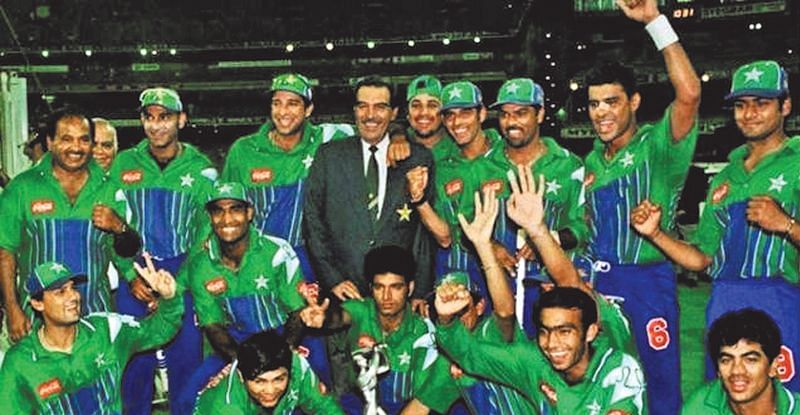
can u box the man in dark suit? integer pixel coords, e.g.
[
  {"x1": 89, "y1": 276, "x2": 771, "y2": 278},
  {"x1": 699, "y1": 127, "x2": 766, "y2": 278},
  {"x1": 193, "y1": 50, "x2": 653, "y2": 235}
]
[{"x1": 303, "y1": 76, "x2": 434, "y2": 307}]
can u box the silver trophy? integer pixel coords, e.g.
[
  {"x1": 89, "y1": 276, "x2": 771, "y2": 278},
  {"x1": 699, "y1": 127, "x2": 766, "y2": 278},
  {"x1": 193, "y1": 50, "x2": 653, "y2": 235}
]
[{"x1": 351, "y1": 343, "x2": 390, "y2": 415}]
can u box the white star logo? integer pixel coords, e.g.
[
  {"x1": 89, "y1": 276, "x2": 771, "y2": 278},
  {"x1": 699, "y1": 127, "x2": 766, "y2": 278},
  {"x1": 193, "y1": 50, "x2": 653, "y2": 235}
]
[
  {"x1": 254, "y1": 275, "x2": 268, "y2": 290},
  {"x1": 180, "y1": 174, "x2": 195, "y2": 187},
  {"x1": 397, "y1": 203, "x2": 412, "y2": 222},
  {"x1": 398, "y1": 351, "x2": 411, "y2": 366},
  {"x1": 287, "y1": 389, "x2": 299, "y2": 402},
  {"x1": 620, "y1": 151, "x2": 635, "y2": 168},
  {"x1": 50, "y1": 263, "x2": 67, "y2": 273},
  {"x1": 505, "y1": 81, "x2": 520, "y2": 94},
  {"x1": 217, "y1": 183, "x2": 233, "y2": 194},
  {"x1": 744, "y1": 67, "x2": 764, "y2": 83},
  {"x1": 769, "y1": 174, "x2": 787, "y2": 192},
  {"x1": 301, "y1": 155, "x2": 314, "y2": 169},
  {"x1": 95, "y1": 353, "x2": 107, "y2": 368},
  {"x1": 448, "y1": 86, "x2": 463, "y2": 100},
  {"x1": 545, "y1": 179, "x2": 561, "y2": 195},
  {"x1": 586, "y1": 400, "x2": 601, "y2": 415}
]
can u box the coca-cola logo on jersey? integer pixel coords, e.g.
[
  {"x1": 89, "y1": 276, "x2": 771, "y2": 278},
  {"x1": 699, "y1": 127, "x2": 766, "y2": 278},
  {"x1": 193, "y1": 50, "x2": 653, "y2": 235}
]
[{"x1": 250, "y1": 168, "x2": 274, "y2": 183}]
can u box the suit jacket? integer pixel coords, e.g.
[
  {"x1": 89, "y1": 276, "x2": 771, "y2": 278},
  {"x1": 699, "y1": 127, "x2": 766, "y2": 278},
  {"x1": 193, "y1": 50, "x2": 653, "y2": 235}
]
[{"x1": 303, "y1": 136, "x2": 435, "y2": 298}]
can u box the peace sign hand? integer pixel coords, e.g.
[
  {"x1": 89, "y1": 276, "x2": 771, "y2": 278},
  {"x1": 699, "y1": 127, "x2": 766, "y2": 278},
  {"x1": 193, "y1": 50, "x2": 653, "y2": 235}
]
[{"x1": 132, "y1": 252, "x2": 176, "y2": 300}]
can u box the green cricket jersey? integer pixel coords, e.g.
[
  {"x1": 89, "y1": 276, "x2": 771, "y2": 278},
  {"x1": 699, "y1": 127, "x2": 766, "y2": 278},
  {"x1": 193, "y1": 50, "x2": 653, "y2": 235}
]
[
  {"x1": 692, "y1": 136, "x2": 800, "y2": 282},
  {"x1": 434, "y1": 131, "x2": 588, "y2": 278},
  {"x1": 221, "y1": 121, "x2": 353, "y2": 246},
  {"x1": 436, "y1": 295, "x2": 646, "y2": 414},
  {"x1": 681, "y1": 378, "x2": 800, "y2": 414},
  {"x1": 184, "y1": 227, "x2": 305, "y2": 332},
  {"x1": 0, "y1": 294, "x2": 183, "y2": 414},
  {"x1": 108, "y1": 139, "x2": 217, "y2": 268},
  {"x1": 342, "y1": 298, "x2": 440, "y2": 412},
  {"x1": 417, "y1": 315, "x2": 539, "y2": 414},
  {"x1": 193, "y1": 353, "x2": 344, "y2": 415},
  {"x1": 408, "y1": 127, "x2": 459, "y2": 163},
  {"x1": 584, "y1": 107, "x2": 698, "y2": 264},
  {"x1": 0, "y1": 154, "x2": 126, "y2": 315}
]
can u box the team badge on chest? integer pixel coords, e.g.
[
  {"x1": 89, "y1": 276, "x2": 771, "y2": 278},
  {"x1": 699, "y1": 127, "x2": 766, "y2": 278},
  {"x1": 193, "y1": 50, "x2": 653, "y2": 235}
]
[
  {"x1": 250, "y1": 168, "x2": 274, "y2": 184},
  {"x1": 205, "y1": 277, "x2": 228, "y2": 295},
  {"x1": 37, "y1": 378, "x2": 63, "y2": 399},
  {"x1": 121, "y1": 170, "x2": 143, "y2": 184},
  {"x1": 711, "y1": 182, "x2": 730, "y2": 204},
  {"x1": 30, "y1": 200, "x2": 55, "y2": 215}
]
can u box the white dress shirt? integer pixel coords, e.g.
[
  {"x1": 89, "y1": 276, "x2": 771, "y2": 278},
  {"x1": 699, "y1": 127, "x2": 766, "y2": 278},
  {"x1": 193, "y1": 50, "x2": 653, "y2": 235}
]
[{"x1": 361, "y1": 134, "x2": 390, "y2": 219}]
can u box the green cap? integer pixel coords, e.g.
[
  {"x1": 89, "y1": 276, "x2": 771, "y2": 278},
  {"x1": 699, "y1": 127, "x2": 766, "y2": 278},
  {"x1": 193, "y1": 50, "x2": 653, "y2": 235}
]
[
  {"x1": 271, "y1": 73, "x2": 313, "y2": 102},
  {"x1": 726, "y1": 60, "x2": 789, "y2": 101},
  {"x1": 490, "y1": 78, "x2": 544, "y2": 108},
  {"x1": 406, "y1": 75, "x2": 442, "y2": 102},
  {"x1": 436, "y1": 271, "x2": 481, "y2": 295},
  {"x1": 440, "y1": 81, "x2": 483, "y2": 111},
  {"x1": 26, "y1": 261, "x2": 86, "y2": 297},
  {"x1": 206, "y1": 182, "x2": 251, "y2": 207},
  {"x1": 139, "y1": 87, "x2": 183, "y2": 112}
]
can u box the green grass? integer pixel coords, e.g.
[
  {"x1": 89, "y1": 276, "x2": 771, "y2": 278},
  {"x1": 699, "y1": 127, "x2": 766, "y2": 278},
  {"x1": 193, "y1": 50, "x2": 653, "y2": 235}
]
[{"x1": 678, "y1": 280, "x2": 711, "y2": 399}]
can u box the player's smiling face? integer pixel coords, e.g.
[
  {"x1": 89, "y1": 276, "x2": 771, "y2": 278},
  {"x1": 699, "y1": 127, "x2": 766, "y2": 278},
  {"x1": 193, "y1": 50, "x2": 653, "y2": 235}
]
[
  {"x1": 443, "y1": 107, "x2": 485, "y2": 147},
  {"x1": 733, "y1": 96, "x2": 790, "y2": 142},
  {"x1": 245, "y1": 367, "x2": 290, "y2": 408},
  {"x1": 208, "y1": 199, "x2": 253, "y2": 243},
  {"x1": 407, "y1": 94, "x2": 443, "y2": 138},
  {"x1": 48, "y1": 116, "x2": 93, "y2": 173},
  {"x1": 32, "y1": 280, "x2": 82, "y2": 326},
  {"x1": 537, "y1": 307, "x2": 598, "y2": 382},
  {"x1": 140, "y1": 105, "x2": 185, "y2": 149},
  {"x1": 271, "y1": 90, "x2": 312, "y2": 137},
  {"x1": 92, "y1": 126, "x2": 117, "y2": 171},
  {"x1": 499, "y1": 103, "x2": 543, "y2": 148},
  {"x1": 371, "y1": 272, "x2": 412, "y2": 319},
  {"x1": 587, "y1": 83, "x2": 639, "y2": 144},
  {"x1": 717, "y1": 339, "x2": 777, "y2": 407}
]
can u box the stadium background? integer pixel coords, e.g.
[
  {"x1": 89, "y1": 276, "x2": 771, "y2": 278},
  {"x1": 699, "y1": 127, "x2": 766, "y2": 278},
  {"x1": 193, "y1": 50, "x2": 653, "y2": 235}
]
[{"x1": 0, "y1": 0, "x2": 797, "y2": 404}]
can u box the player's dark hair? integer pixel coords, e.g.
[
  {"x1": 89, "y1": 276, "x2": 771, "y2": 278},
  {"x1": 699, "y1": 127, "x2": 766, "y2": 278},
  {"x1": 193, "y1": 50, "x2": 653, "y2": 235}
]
[
  {"x1": 585, "y1": 62, "x2": 638, "y2": 97},
  {"x1": 707, "y1": 308, "x2": 782, "y2": 369},
  {"x1": 354, "y1": 75, "x2": 397, "y2": 108},
  {"x1": 533, "y1": 287, "x2": 598, "y2": 331},
  {"x1": 364, "y1": 245, "x2": 416, "y2": 284},
  {"x1": 46, "y1": 108, "x2": 95, "y2": 143},
  {"x1": 237, "y1": 330, "x2": 292, "y2": 381}
]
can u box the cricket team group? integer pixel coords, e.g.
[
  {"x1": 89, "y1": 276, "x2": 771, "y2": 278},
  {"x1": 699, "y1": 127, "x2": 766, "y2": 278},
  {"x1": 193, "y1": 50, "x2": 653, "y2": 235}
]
[{"x1": 0, "y1": 0, "x2": 797, "y2": 414}]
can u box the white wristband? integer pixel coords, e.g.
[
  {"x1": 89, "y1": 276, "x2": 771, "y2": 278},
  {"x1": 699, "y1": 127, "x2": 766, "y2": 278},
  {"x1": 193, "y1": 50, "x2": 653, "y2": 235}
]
[{"x1": 645, "y1": 14, "x2": 679, "y2": 51}]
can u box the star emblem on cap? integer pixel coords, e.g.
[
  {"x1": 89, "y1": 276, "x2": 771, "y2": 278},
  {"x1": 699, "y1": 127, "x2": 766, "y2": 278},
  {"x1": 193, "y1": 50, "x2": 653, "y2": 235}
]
[
  {"x1": 620, "y1": 151, "x2": 635, "y2": 168},
  {"x1": 254, "y1": 275, "x2": 269, "y2": 290},
  {"x1": 50, "y1": 263, "x2": 67, "y2": 273},
  {"x1": 505, "y1": 81, "x2": 520, "y2": 94},
  {"x1": 217, "y1": 183, "x2": 234, "y2": 194},
  {"x1": 398, "y1": 351, "x2": 411, "y2": 366},
  {"x1": 301, "y1": 155, "x2": 314, "y2": 169},
  {"x1": 180, "y1": 174, "x2": 195, "y2": 187},
  {"x1": 448, "y1": 86, "x2": 463, "y2": 100},
  {"x1": 744, "y1": 67, "x2": 764, "y2": 83},
  {"x1": 397, "y1": 203, "x2": 412, "y2": 222},
  {"x1": 545, "y1": 179, "x2": 561, "y2": 195},
  {"x1": 285, "y1": 74, "x2": 297, "y2": 84},
  {"x1": 769, "y1": 174, "x2": 787, "y2": 192}
]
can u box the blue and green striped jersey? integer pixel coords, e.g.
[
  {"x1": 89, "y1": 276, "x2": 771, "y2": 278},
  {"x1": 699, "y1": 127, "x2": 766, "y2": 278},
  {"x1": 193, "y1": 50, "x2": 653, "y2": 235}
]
[
  {"x1": 194, "y1": 353, "x2": 344, "y2": 414},
  {"x1": 584, "y1": 107, "x2": 698, "y2": 264},
  {"x1": 0, "y1": 154, "x2": 126, "y2": 315},
  {"x1": 342, "y1": 298, "x2": 440, "y2": 413},
  {"x1": 693, "y1": 136, "x2": 800, "y2": 282},
  {"x1": 182, "y1": 227, "x2": 305, "y2": 332},
  {"x1": 108, "y1": 139, "x2": 217, "y2": 268},
  {"x1": 221, "y1": 121, "x2": 353, "y2": 247},
  {"x1": 0, "y1": 294, "x2": 183, "y2": 414}
]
